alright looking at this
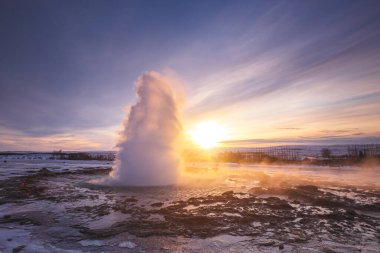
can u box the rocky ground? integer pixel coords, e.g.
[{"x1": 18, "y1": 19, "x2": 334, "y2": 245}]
[{"x1": 0, "y1": 162, "x2": 379, "y2": 252}]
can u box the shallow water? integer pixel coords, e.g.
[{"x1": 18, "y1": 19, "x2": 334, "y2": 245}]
[{"x1": 0, "y1": 160, "x2": 379, "y2": 252}]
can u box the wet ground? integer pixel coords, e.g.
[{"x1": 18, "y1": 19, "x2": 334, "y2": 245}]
[{"x1": 0, "y1": 160, "x2": 379, "y2": 252}]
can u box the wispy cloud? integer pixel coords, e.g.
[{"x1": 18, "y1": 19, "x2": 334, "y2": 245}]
[
  {"x1": 1, "y1": 1, "x2": 380, "y2": 150},
  {"x1": 175, "y1": 1, "x2": 380, "y2": 145}
]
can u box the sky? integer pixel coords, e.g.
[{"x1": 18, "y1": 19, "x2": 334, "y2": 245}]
[{"x1": 1, "y1": 0, "x2": 380, "y2": 151}]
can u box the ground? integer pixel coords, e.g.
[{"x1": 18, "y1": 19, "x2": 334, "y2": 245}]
[{"x1": 0, "y1": 160, "x2": 379, "y2": 252}]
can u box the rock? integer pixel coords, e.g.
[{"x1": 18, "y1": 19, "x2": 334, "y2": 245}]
[
  {"x1": 345, "y1": 209, "x2": 357, "y2": 217},
  {"x1": 321, "y1": 246, "x2": 337, "y2": 253},
  {"x1": 258, "y1": 239, "x2": 275, "y2": 246},
  {"x1": 125, "y1": 197, "x2": 138, "y2": 202},
  {"x1": 297, "y1": 185, "x2": 318, "y2": 192},
  {"x1": 0, "y1": 211, "x2": 55, "y2": 226},
  {"x1": 151, "y1": 202, "x2": 164, "y2": 207},
  {"x1": 12, "y1": 245, "x2": 26, "y2": 253},
  {"x1": 222, "y1": 191, "x2": 234, "y2": 196},
  {"x1": 37, "y1": 167, "x2": 51, "y2": 176}
]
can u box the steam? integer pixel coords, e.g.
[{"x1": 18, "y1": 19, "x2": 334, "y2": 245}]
[{"x1": 109, "y1": 72, "x2": 182, "y2": 186}]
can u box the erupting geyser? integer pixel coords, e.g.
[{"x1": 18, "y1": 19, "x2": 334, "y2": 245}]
[{"x1": 109, "y1": 72, "x2": 182, "y2": 186}]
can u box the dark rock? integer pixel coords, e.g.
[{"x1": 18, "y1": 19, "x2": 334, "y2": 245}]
[
  {"x1": 222, "y1": 191, "x2": 234, "y2": 196},
  {"x1": 37, "y1": 167, "x2": 51, "y2": 176},
  {"x1": 151, "y1": 202, "x2": 164, "y2": 208},
  {"x1": 345, "y1": 209, "x2": 357, "y2": 217},
  {"x1": 258, "y1": 240, "x2": 275, "y2": 246},
  {"x1": 125, "y1": 197, "x2": 138, "y2": 202},
  {"x1": 297, "y1": 185, "x2": 319, "y2": 192},
  {"x1": 12, "y1": 245, "x2": 25, "y2": 253}
]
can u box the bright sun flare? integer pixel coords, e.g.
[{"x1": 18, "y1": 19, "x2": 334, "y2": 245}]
[{"x1": 190, "y1": 121, "x2": 227, "y2": 149}]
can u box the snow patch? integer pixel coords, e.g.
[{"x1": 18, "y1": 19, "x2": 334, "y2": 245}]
[
  {"x1": 119, "y1": 241, "x2": 137, "y2": 248},
  {"x1": 79, "y1": 240, "x2": 106, "y2": 247}
]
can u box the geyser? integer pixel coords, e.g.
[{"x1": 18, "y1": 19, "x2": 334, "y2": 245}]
[{"x1": 109, "y1": 72, "x2": 182, "y2": 186}]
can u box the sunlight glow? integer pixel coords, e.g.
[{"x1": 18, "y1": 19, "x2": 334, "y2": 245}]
[{"x1": 190, "y1": 121, "x2": 227, "y2": 149}]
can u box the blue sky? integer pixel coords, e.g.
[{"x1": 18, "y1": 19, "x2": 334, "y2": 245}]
[{"x1": 1, "y1": 0, "x2": 380, "y2": 150}]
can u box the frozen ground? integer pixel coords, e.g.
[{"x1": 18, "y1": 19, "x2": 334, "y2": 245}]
[
  {"x1": 0, "y1": 160, "x2": 379, "y2": 252},
  {"x1": 0, "y1": 159, "x2": 113, "y2": 180}
]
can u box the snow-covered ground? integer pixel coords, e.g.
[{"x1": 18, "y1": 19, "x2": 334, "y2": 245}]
[
  {"x1": 0, "y1": 159, "x2": 113, "y2": 180},
  {"x1": 0, "y1": 160, "x2": 379, "y2": 252}
]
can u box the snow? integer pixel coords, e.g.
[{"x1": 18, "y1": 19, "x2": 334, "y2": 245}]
[
  {"x1": 252, "y1": 221, "x2": 262, "y2": 227},
  {"x1": 222, "y1": 212, "x2": 242, "y2": 217},
  {"x1": 118, "y1": 241, "x2": 137, "y2": 248},
  {"x1": 0, "y1": 159, "x2": 111, "y2": 180},
  {"x1": 0, "y1": 228, "x2": 84, "y2": 253},
  {"x1": 79, "y1": 240, "x2": 106, "y2": 247}
]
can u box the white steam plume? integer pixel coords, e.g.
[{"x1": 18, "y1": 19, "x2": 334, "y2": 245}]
[{"x1": 109, "y1": 72, "x2": 182, "y2": 186}]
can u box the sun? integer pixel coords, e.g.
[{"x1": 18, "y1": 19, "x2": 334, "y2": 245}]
[{"x1": 189, "y1": 121, "x2": 227, "y2": 149}]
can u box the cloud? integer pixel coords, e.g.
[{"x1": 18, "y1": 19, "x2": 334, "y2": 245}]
[
  {"x1": 1, "y1": 1, "x2": 380, "y2": 150},
  {"x1": 0, "y1": 126, "x2": 116, "y2": 151},
  {"x1": 222, "y1": 135, "x2": 380, "y2": 147}
]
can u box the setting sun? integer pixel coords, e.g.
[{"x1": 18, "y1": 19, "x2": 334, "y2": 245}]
[{"x1": 189, "y1": 121, "x2": 227, "y2": 149}]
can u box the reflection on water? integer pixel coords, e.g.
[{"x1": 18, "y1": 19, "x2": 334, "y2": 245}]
[{"x1": 0, "y1": 160, "x2": 379, "y2": 252}]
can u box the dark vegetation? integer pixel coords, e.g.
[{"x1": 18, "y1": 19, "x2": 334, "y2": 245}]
[
  {"x1": 183, "y1": 144, "x2": 380, "y2": 166},
  {"x1": 0, "y1": 151, "x2": 115, "y2": 161},
  {"x1": 55, "y1": 152, "x2": 114, "y2": 161},
  {"x1": 1, "y1": 144, "x2": 379, "y2": 166}
]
